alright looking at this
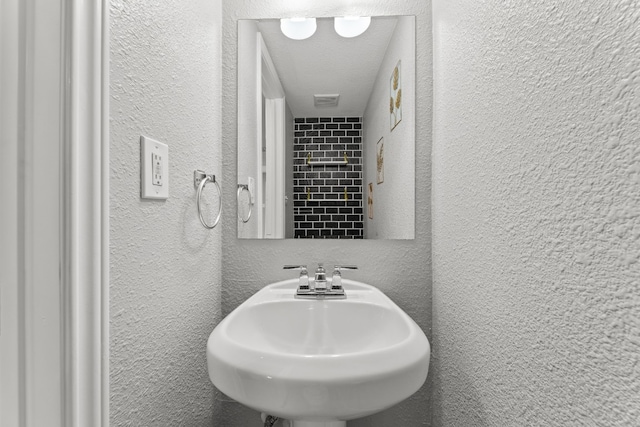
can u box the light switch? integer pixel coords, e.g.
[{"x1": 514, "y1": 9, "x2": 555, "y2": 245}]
[{"x1": 140, "y1": 135, "x2": 169, "y2": 199}]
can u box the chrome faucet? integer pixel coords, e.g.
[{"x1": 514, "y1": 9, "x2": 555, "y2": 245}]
[{"x1": 284, "y1": 263, "x2": 357, "y2": 299}]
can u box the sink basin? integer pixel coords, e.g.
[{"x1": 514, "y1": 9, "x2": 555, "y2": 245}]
[{"x1": 206, "y1": 279, "x2": 430, "y2": 424}]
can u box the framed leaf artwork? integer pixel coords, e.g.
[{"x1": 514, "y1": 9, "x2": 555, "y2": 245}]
[
  {"x1": 376, "y1": 137, "x2": 384, "y2": 184},
  {"x1": 390, "y1": 60, "x2": 402, "y2": 131},
  {"x1": 368, "y1": 183, "x2": 374, "y2": 219}
]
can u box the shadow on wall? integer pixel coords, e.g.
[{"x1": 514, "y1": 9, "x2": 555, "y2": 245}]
[
  {"x1": 217, "y1": 397, "x2": 262, "y2": 426},
  {"x1": 431, "y1": 344, "x2": 490, "y2": 427}
]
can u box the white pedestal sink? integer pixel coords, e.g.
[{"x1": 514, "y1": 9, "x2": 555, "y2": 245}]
[{"x1": 206, "y1": 279, "x2": 430, "y2": 426}]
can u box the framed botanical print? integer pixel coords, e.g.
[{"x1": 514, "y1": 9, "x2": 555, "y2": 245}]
[
  {"x1": 390, "y1": 60, "x2": 402, "y2": 131},
  {"x1": 368, "y1": 183, "x2": 374, "y2": 219},
  {"x1": 376, "y1": 137, "x2": 384, "y2": 184}
]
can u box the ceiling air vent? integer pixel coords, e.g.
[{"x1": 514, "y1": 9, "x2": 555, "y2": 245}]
[{"x1": 314, "y1": 94, "x2": 340, "y2": 108}]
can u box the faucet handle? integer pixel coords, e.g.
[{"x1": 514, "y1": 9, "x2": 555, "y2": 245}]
[
  {"x1": 331, "y1": 265, "x2": 357, "y2": 290},
  {"x1": 284, "y1": 265, "x2": 310, "y2": 291},
  {"x1": 333, "y1": 265, "x2": 357, "y2": 271},
  {"x1": 283, "y1": 264, "x2": 308, "y2": 271}
]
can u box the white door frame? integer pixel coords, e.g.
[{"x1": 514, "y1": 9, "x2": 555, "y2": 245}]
[
  {"x1": 62, "y1": 1, "x2": 110, "y2": 426},
  {"x1": 0, "y1": 0, "x2": 109, "y2": 425},
  {"x1": 258, "y1": 33, "x2": 286, "y2": 238},
  {"x1": 1, "y1": 0, "x2": 22, "y2": 424}
]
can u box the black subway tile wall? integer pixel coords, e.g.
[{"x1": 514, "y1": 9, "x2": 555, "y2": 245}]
[{"x1": 293, "y1": 117, "x2": 363, "y2": 239}]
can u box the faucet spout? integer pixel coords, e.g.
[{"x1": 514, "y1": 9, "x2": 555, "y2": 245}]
[{"x1": 314, "y1": 263, "x2": 327, "y2": 292}]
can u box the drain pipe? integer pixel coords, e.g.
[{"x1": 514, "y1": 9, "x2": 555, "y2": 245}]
[{"x1": 261, "y1": 412, "x2": 285, "y2": 427}]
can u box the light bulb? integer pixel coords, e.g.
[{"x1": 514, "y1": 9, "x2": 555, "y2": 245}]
[
  {"x1": 280, "y1": 17, "x2": 317, "y2": 40},
  {"x1": 334, "y1": 16, "x2": 371, "y2": 38}
]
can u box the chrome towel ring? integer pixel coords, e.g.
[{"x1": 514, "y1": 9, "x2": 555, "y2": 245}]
[
  {"x1": 194, "y1": 170, "x2": 221, "y2": 229},
  {"x1": 237, "y1": 184, "x2": 252, "y2": 223}
]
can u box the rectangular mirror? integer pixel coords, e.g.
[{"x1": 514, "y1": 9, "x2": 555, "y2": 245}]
[{"x1": 237, "y1": 16, "x2": 415, "y2": 239}]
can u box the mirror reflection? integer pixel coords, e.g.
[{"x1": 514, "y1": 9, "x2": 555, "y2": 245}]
[{"x1": 237, "y1": 16, "x2": 415, "y2": 239}]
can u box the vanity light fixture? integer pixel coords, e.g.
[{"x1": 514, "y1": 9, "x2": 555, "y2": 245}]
[
  {"x1": 334, "y1": 16, "x2": 371, "y2": 38},
  {"x1": 280, "y1": 17, "x2": 317, "y2": 40}
]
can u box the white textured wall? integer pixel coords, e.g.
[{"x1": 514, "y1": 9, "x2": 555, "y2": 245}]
[
  {"x1": 109, "y1": 0, "x2": 222, "y2": 425},
  {"x1": 222, "y1": 1, "x2": 432, "y2": 426},
  {"x1": 364, "y1": 16, "x2": 416, "y2": 239},
  {"x1": 432, "y1": 1, "x2": 640, "y2": 426}
]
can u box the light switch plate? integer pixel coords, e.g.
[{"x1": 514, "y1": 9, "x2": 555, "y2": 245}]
[
  {"x1": 140, "y1": 135, "x2": 169, "y2": 199},
  {"x1": 247, "y1": 176, "x2": 255, "y2": 204}
]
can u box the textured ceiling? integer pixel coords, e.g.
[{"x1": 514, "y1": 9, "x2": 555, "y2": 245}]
[{"x1": 257, "y1": 16, "x2": 399, "y2": 117}]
